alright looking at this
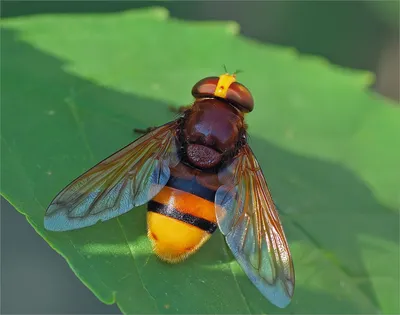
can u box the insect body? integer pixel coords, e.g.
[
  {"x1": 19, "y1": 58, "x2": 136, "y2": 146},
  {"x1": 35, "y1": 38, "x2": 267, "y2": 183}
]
[{"x1": 44, "y1": 73, "x2": 295, "y2": 308}]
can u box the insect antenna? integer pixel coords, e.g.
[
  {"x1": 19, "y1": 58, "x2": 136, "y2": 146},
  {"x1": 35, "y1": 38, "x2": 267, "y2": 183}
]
[{"x1": 233, "y1": 69, "x2": 244, "y2": 76}]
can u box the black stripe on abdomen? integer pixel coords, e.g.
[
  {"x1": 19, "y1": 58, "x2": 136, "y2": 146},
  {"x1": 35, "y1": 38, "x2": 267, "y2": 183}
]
[
  {"x1": 166, "y1": 175, "x2": 216, "y2": 203},
  {"x1": 148, "y1": 200, "x2": 217, "y2": 233}
]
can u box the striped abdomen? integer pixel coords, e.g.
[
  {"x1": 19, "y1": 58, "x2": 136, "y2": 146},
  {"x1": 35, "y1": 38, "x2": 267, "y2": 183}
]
[{"x1": 147, "y1": 174, "x2": 218, "y2": 263}]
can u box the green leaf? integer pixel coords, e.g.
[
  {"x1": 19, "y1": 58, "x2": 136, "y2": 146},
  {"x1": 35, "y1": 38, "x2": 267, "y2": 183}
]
[
  {"x1": 1, "y1": 7, "x2": 399, "y2": 314},
  {"x1": 365, "y1": 0, "x2": 399, "y2": 29}
]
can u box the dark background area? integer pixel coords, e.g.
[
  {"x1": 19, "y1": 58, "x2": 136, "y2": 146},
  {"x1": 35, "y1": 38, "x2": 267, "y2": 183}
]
[{"x1": 1, "y1": 1, "x2": 399, "y2": 314}]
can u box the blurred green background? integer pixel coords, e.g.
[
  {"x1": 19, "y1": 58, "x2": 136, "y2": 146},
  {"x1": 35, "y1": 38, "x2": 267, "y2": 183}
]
[{"x1": 1, "y1": 1, "x2": 398, "y2": 314}]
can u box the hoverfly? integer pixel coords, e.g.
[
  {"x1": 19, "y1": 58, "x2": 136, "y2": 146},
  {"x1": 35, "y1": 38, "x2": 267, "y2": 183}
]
[{"x1": 44, "y1": 72, "x2": 295, "y2": 308}]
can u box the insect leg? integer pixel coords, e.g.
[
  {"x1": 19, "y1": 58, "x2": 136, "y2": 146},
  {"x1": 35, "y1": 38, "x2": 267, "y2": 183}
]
[
  {"x1": 168, "y1": 105, "x2": 191, "y2": 114},
  {"x1": 133, "y1": 127, "x2": 157, "y2": 135}
]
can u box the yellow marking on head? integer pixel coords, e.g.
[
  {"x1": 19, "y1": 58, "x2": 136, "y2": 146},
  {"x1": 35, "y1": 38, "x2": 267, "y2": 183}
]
[{"x1": 214, "y1": 73, "x2": 237, "y2": 98}]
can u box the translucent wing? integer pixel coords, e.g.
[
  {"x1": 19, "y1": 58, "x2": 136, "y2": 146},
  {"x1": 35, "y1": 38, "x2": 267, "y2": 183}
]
[
  {"x1": 215, "y1": 145, "x2": 295, "y2": 308},
  {"x1": 45, "y1": 121, "x2": 181, "y2": 231}
]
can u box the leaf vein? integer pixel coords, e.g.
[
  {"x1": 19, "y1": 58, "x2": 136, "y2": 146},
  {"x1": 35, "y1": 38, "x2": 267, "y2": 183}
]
[{"x1": 116, "y1": 217, "x2": 160, "y2": 312}]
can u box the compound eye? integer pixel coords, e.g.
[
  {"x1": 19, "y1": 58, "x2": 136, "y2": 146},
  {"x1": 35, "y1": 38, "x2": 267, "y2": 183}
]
[
  {"x1": 191, "y1": 77, "x2": 219, "y2": 98},
  {"x1": 191, "y1": 75, "x2": 254, "y2": 113},
  {"x1": 226, "y1": 82, "x2": 254, "y2": 113}
]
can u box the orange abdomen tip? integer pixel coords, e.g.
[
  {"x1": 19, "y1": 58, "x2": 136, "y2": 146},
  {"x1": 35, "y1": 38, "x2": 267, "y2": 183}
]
[
  {"x1": 147, "y1": 211, "x2": 212, "y2": 263},
  {"x1": 147, "y1": 185, "x2": 218, "y2": 263}
]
